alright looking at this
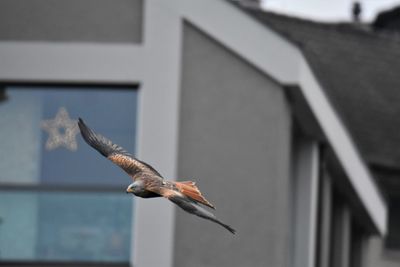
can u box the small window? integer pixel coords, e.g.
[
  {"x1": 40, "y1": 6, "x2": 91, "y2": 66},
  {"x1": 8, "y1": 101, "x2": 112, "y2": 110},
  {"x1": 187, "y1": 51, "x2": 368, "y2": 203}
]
[{"x1": 0, "y1": 86, "x2": 137, "y2": 264}]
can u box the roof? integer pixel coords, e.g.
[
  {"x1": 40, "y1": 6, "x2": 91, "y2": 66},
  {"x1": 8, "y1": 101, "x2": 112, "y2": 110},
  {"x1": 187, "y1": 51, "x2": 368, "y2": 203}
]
[
  {"x1": 244, "y1": 8, "x2": 400, "y2": 171},
  {"x1": 373, "y1": 6, "x2": 400, "y2": 31}
]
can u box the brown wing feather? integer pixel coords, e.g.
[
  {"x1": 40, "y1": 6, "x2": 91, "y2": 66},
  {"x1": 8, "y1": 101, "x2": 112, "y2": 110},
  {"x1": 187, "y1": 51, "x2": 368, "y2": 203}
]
[
  {"x1": 78, "y1": 118, "x2": 162, "y2": 178},
  {"x1": 174, "y1": 181, "x2": 215, "y2": 209},
  {"x1": 108, "y1": 154, "x2": 155, "y2": 178}
]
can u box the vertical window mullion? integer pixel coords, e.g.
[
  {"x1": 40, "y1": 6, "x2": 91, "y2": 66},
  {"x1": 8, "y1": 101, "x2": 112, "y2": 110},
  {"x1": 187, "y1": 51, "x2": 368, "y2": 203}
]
[
  {"x1": 331, "y1": 199, "x2": 351, "y2": 267},
  {"x1": 317, "y1": 169, "x2": 332, "y2": 267},
  {"x1": 291, "y1": 138, "x2": 319, "y2": 267}
]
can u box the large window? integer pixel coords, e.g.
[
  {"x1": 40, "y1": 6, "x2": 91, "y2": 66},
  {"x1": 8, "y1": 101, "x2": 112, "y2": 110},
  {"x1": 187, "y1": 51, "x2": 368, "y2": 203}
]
[{"x1": 0, "y1": 86, "x2": 137, "y2": 264}]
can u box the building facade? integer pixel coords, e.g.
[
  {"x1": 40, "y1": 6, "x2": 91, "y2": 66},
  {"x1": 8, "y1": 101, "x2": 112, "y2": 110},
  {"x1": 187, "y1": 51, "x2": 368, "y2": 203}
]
[{"x1": 0, "y1": 1, "x2": 396, "y2": 267}]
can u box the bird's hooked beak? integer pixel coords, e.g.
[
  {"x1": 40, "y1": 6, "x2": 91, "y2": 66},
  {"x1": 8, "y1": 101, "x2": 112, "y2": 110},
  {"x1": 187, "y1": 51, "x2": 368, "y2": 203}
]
[{"x1": 126, "y1": 185, "x2": 134, "y2": 194}]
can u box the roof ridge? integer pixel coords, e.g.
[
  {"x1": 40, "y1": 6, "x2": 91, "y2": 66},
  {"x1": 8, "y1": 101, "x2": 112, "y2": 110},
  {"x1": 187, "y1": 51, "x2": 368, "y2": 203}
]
[{"x1": 249, "y1": 8, "x2": 400, "y2": 44}]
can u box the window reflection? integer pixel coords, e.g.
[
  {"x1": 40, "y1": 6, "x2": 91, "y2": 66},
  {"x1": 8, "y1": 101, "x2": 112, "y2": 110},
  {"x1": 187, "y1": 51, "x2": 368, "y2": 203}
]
[
  {"x1": 0, "y1": 191, "x2": 132, "y2": 262},
  {"x1": 0, "y1": 86, "x2": 137, "y2": 263},
  {"x1": 0, "y1": 87, "x2": 138, "y2": 186}
]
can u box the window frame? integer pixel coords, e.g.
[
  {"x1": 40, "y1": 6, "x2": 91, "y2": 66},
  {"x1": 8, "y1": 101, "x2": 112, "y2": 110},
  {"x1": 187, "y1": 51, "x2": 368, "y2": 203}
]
[
  {"x1": 0, "y1": 83, "x2": 139, "y2": 266},
  {"x1": 0, "y1": 82, "x2": 139, "y2": 191},
  {"x1": 0, "y1": 262, "x2": 128, "y2": 267}
]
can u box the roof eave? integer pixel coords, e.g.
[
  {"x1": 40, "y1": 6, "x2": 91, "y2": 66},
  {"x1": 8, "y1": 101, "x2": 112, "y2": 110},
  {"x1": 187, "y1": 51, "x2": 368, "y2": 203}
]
[{"x1": 297, "y1": 57, "x2": 387, "y2": 235}]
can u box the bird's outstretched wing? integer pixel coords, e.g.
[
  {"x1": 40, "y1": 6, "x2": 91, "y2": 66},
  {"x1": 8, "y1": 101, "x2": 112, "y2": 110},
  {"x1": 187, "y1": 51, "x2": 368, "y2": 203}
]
[
  {"x1": 78, "y1": 118, "x2": 162, "y2": 179},
  {"x1": 159, "y1": 187, "x2": 236, "y2": 234}
]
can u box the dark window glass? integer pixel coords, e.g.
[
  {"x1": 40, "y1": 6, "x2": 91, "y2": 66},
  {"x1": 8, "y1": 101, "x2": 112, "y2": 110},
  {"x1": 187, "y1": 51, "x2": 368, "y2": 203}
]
[
  {"x1": 386, "y1": 197, "x2": 400, "y2": 249},
  {"x1": 0, "y1": 86, "x2": 137, "y2": 263}
]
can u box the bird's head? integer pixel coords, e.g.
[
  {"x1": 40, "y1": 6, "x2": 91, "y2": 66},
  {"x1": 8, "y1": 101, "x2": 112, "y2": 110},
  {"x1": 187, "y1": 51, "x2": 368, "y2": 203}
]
[{"x1": 126, "y1": 181, "x2": 144, "y2": 194}]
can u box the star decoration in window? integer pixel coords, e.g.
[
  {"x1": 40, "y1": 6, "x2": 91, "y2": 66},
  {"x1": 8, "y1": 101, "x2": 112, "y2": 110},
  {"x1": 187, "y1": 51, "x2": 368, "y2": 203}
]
[{"x1": 41, "y1": 107, "x2": 79, "y2": 151}]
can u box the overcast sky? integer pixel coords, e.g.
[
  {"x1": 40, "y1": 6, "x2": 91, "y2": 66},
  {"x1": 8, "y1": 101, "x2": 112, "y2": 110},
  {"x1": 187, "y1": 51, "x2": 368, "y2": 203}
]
[{"x1": 261, "y1": 0, "x2": 400, "y2": 22}]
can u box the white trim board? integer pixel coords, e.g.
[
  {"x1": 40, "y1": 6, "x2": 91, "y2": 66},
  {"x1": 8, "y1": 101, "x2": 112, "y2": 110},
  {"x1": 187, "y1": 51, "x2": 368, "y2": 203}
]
[
  {"x1": 132, "y1": 1, "x2": 182, "y2": 266},
  {"x1": 172, "y1": 0, "x2": 302, "y2": 84},
  {"x1": 0, "y1": 42, "x2": 144, "y2": 83}
]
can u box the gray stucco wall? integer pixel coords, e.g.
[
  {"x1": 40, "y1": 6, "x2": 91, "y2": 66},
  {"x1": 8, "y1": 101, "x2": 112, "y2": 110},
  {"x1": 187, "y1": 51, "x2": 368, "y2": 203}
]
[
  {"x1": 365, "y1": 237, "x2": 400, "y2": 267},
  {"x1": 0, "y1": 0, "x2": 142, "y2": 43},
  {"x1": 174, "y1": 23, "x2": 292, "y2": 267}
]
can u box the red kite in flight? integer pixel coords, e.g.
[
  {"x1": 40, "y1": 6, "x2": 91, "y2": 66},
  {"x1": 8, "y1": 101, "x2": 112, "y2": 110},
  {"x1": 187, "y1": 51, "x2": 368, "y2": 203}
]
[{"x1": 78, "y1": 118, "x2": 235, "y2": 234}]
